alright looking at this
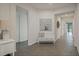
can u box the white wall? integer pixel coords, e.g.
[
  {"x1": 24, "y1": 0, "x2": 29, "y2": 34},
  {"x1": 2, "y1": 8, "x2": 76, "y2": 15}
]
[
  {"x1": 56, "y1": 16, "x2": 62, "y2": 39},
  {"x1": 0, "y1": 4, "x2": 17, "y2": 43},
  {"x1": 0, "y1": 4, "x2": 39, "y2": 46},
  {"x1": 1, "y1": 4, "x2": 75, "y2": 46},
  {"x1": 39, "y1": 11, "x2": 55, "y2": 32},
  {"x1": 73, "y1": 5, "x2": 78, "y2": 47},
  {"x1": 53, "y1": 6, "x2": 76, "y2": 14},
  {"x1": 74, "y1": 4, "x2": 79, "y2": 53},
  {"x1": 0, "y1": 4, "x2": 16, "y2": 41},
  {"x1": 37, "y1": 11, "x2": 55, "y2": 41},
  {"x1": 63, "y1": 17, "x2": 73, "y2": 23},
  {"x1": 54, "y1": 6, "x2": 76, "y2": 41},
  {"x1": 9, "y1": 4, "x2": 16, "y2": 41},
  {"x1": 28, "y1": 9, "x2": 39, "y2": 45},
  {"x1": 37, "y1": 6, "x2": 75, "y2": 41},
  {"x1": 38, "y1": 11, "x2": 55, "y2": 33},
  {"x1": 10, "y1": 4, "x2": 76, "y2": 45},
  {"x1": 16, "y1": 4, "x2": 39, "y2": 45}
]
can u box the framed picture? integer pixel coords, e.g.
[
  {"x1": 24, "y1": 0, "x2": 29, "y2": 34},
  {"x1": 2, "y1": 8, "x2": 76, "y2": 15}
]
[{"x1": 40, "y1": 18, "x2": 52, "y2": 31}]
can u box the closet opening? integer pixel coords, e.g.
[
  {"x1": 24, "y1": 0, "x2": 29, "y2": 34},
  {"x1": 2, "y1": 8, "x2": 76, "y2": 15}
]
[{"x1": 15, "y1": 6, "x2": 28, "y2": 55}]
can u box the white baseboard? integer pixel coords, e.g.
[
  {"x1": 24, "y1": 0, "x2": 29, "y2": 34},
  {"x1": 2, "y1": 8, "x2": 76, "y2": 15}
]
[{"x1": 28, "y1": 40, "x2": 37, "y2": 46}]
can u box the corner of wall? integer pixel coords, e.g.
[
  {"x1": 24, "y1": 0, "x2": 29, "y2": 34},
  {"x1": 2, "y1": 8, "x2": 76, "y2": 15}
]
[{"x1": 28, "y1": 39, "x2": 37, "y2": 46}]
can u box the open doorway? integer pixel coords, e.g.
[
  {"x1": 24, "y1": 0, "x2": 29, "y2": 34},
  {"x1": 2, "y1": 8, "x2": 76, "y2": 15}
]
[
  {"x1": 15, "y1": 6, "x2": 28, "y2": 55},
  {"x1": 16, "y1": 6, "x2": 28, "y2": 43},
  {"x1": 55, "y1": 12, "x2": 74, "y2": 44},
  {"x1": 66, "y1": 23, "x2": 73, "y2": 41}
]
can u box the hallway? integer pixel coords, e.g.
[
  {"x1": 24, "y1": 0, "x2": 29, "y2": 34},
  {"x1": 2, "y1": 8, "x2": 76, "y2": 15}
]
[{"x1": 15, "y1": 35, "x2": 78, "y2": 56}]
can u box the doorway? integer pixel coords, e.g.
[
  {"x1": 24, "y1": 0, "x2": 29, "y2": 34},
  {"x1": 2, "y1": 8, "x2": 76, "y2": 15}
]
[
  {"x1": 15, "y1": 6, "x2": 28, "y2": 55},
  {"x1": 66, "y1": 23, "x2": 73, "y2": 42},
  {"x1": 55, "y1": 12, "x2": 74, "y2": 44},
  {"x1": 16, "y1": 6, "x2": 28, "y2": 43}
]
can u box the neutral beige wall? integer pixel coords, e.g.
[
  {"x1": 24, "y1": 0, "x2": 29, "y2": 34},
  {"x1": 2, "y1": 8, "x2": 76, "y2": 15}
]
[
  {"x1": 0, "y1": 4, "x2": 16, "y2": 40},
  {"x1": 9, "y1": 4, "x2": 16, "y2": 40}
]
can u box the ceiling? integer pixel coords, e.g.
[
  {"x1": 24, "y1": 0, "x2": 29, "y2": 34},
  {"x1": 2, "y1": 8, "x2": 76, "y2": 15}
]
[{"x1": 27, "y1": 3, "x2": 76, "y2": 10}]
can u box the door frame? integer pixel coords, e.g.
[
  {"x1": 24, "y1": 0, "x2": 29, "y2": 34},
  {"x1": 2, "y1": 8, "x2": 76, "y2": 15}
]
[
  {"x1": 16, "y1": 6, "x2": 29, "y2": 43},
  {"x1": 54, "y1": 11, "x2": 75, "y2": 41}
]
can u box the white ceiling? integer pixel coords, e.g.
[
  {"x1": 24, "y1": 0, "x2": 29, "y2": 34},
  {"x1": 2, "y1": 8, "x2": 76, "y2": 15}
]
[{"x1": 27, "y1": 3, "x2": 76, "y2": 10}]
